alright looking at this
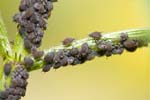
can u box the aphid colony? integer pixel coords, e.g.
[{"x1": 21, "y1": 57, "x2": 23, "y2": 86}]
[
  {"x1": 0, "y1": 65, "x2": 29, "y2": 100},
  {"x1": 13, "y1": 0, "x2": 56, "y2": 50},
  {"x1": 34, "y1": 32, "x2": 138, "y2": 72},
  {"x1": 0, "y1": 32, "x2": 139, "y2": 100}
]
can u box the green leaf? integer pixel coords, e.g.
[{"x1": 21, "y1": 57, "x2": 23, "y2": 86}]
[{"x1": 0, "y1": 13, "x2": 12, "y2": 59}]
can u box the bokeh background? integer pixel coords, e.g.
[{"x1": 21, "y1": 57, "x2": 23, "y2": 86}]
[{"x1": 0, "y1": 0, "x2": 150, "y2": 100}]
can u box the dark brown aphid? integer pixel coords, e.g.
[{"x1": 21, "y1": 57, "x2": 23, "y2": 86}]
[
  {"x1": 86, "y1": 51, "x2": 96, "y2": 60},
  {"x1": 25, "y1": 22, "x2": 35, "y2": 33},
  {"x1": 80, "y1": 43, "x2": 90, "y2": 57},
  {"x1": 19, "y1": 0, "x2": 29, "y2": 12},
  {"x1": 53, "y1": 63, "x2": 61, "y2": 69},
  {"x1": 45, "y1": 1, "x2": 53, "y2": 11},
  {"x1": 38, "y1": 18, "x2": 47, "y2": 30},
  {"x1": 32, "y1": 50, "x2": 44, "y2": 59},
  {"x1": 123, "y1": 39, "x2": 138, "y2": 51},
  {"x1": 22, "y1": 8, "x2": 34, "y2": 20},
  {"x1": 0, "y1": 91, "x2": 8, "y2": 99},
  {"x1": 60, "y1": 57, "x2": 68, "y2": 66},
  {"x1": 112, "y1": 47, "x2": 124, "y2": 55},
  {"x1": 13, "y1": 14, "x2": 21, "y2": 23},
  {"x1": 24, "y1": 39, "x2": 32, "y2": 49},
  {"x1": 62, "y1": 37, "x2": 75, "y2": 46},
  {"x1": 42, "y1": 64, "x2": 53, "y2": 72},
  {"x1": 98, "y1": 42, "x2": 112, "y2": 51},
  {"x1": 24, "y1": 57, "x2": 34, "y2": 68},
  {"x1": 67, "y1": 57, "x2": 75, "y2": 65},
  {"x1": 89, "y1": 32, "x2": 102, "y2": 39},
  {"x1": 4, "y1": 63, "x2": 12, "y2": 76},
  {"x1": 44, "y1": 52, "x2": 55, "y2": 63},
  {"x1": 69, "y1": 48, "x2": 79, "y2": 56},
  {"x1": 120, "y1": 33, "x2": 128, "y2": 41},
  {"x1": 105, "y1": 51, "x2": 112, "y2": 57}
]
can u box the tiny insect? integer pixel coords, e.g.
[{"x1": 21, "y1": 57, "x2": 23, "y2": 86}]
[
  {"x1": 22, "y1": 8, "x2": 34, "y2": 20},
  {"x1": 4, "y1": 63, "x2": 12, "y2": 76},
  {"x1": 38, "y1": 18, "x2": 47, "y2": 30},
  {"x1": 13, "y1": 14, "x2": 21, "y2": 23},
  {"x1": 42, "y1": 64, "x2": 52, "y2": 72},
  {"x1": 120, "y1": 33, "x2": 128, "y2": 41},
  {"x1": 86, "y1": 51, "x2": 96, "y2": 60},
  {"x1": 32, "y1": 50, "x2": 44, "y2": 59},
  {"x1": 0, "y1": 91, "x2": 8, "y2": 99},
  {"x1": 44, "y1": 52, "x2": 55, "y2": 63},
  {"x1": 33, "y1": 3, "x2": 45, "y2": 13},
  {"x1": 89, "y1": 32, "x2": 102, "y2": 39},
  {"x1": 123, "y1": 39, "x2": 138, "y2": 51},
  {"x1": 62, "y1": 37, "x2": 75, "y2": 46},
  {"x1": 24, "y1": 39, "x2": 32, "y2": 49},
  {"x1": 24, "y1": 57, "x2": 34, "y2": 68},
  {"x1": 69, "y1": 48, "x2": 79, "y2": 56},
  {"x1": 80, "y1": 43, "x2": 90, "y2": 57},
  {"x1": 25, "y1": 22, "x2": 35, "y2": 33},
  {"x1": 19, "y1": 0, "x2": 29, "y2": 12}
]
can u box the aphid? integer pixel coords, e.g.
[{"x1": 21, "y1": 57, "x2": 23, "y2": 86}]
[
  {"x1": 105, "y1": 51, "x2": 112, "y2": 57},
  {"x1": 22, "y1": 8, "x2": 34, "y2": 20},
  {"x1": 98, "y1": 42, "x2": 112, "y2": 51},
  {"x1": 89, "y1": 32, "x2": 102, "y2": 39},
  {"x1": 27, "y1": 32, "x2": 36, "y2": 40},
  {"x1": 32, "y1": 50, "x2": 44, "y2": 59},
  {"x1": 33, "y1": 3, "x2": 45, "y2": 13},
  {"x1": 38, "y1": 18, "x2": 47, "y2": 30},
  {"x1": 30, "y1": 14, "x2": 40, "y2": 24},
  {"x1": 80, "y1": 43, "x2": 90, "y2": 57},
  {"x1": 123, "y1": 39, "x2": 138, "y2": 51},
  {"x1": 60, "y1": 57, "x2": 68, "y2": 66},
  {"x1": 4, "y1": 63, "x2": 12, "y2": 76},
  {"x1": 69, "y1": 48, "x2": 79, "y2": 56},
  {"x1": 44, "y1": 52, "x2": 55, "y2": 63},
  {"x1": 45, "y1": 1, "x2": 53, "y2": 11},
  {"x1": 24, "y1": 39, "x2": 32, "y2": 49},
  {"x1": 112, "y1": 47, "x2": 124, "y2": 55},
  {"x1": 42, "y1": 64, "x2": 52, "y2": 72},
  {"x1": 120, "y1": 33, "x2": 128, "y2": 41},
  {"x1": 67, "y1": 57, "x2": 75, "y2": 64},
  {"x1": 86, "y1": 51, "x2": 96, "y2": 60},
  {"x1": 19, "y1": 0, "x2": 29, "y2": 12},
  {"x1": 24, "y1": 57, "x2": 34, "y2": 68},
  {"x1": 0, "y1": 91, "x2": 8, "y2": 99},
  {"x1": 62, "y1": 37, "x2": 75, "y2": 46},
  {"x1": 13, "y1": 14, "x2": 21, "y2": 23},
  {"x1": 53, "y1": 63, "x2": 61, "y2": 69},
  {"x1": 25, "y1": 22, "x2": 35, "y2": 33}
]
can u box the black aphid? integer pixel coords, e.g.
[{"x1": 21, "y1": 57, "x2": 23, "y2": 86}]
[
  {"x1": 44, "y1": 52, "x2": 55, "y2": 63},
  {"x1": 62, "y1": 37, "x2": 75, "y2": 46},
  {"x1": 80, "y1": 43, "x2": 90, "y2": 57},
  {"x1": 4, "y1": 63, "x2": 12, "y2": 76},
  {"x1": 1, "y1": 65, "x2": 29, "y2": 99},
  {"x1": 14, "y1": 0, "x2": 55, "y2": 50},
  {"x1": 89, "y1": 32, "x2": 102, "y2": 39},
  {"x1": 32, "y1": 50, "x2": 44, "y2": 59},
  {"x1": 24, "y1": 57, "x2": 34, "y2": 68},
  {"x1": 42, "y1": 64, "x2": 53, "y2": 72},
  {"x1": 123, "y1": 39, "x2": 138, "y2": 51},
  {"x1": 69, "y1": 48, "x2": 79, "y2": 56}
]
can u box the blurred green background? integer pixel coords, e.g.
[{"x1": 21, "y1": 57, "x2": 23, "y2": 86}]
[{"x1": 0, "y1": 0, "x2": 150, "y2": 100}]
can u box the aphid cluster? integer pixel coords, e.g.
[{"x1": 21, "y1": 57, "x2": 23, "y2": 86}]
[
  {"x1": 41, "y1": 32, "x2": 139, "y2": 72},
  {"x1": 13, "y1": 0, "x2": 57, "y2": 50},
  {"x1": 0, "y1": 65, "x2": 29, "y2": 100}
]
